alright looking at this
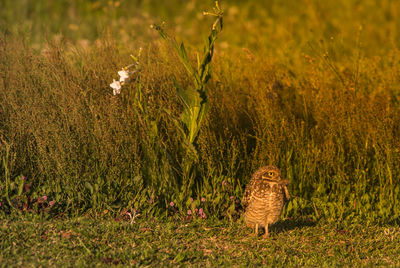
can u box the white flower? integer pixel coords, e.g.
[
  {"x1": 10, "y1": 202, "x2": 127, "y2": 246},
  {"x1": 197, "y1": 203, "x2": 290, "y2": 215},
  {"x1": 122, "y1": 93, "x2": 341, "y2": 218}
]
[
  {"x1": 118, "y1": 69, "x2": 130, "y2": 82},
  {"x1": 110, "y1": 79, "x2": 121, "y2": 95}
]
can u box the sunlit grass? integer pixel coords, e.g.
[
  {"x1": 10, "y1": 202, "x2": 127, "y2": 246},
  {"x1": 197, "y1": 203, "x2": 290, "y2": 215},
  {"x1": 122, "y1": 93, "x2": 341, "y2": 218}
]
[{"x1": 1, "y1": 0, "x2": 399, "y2": 244}]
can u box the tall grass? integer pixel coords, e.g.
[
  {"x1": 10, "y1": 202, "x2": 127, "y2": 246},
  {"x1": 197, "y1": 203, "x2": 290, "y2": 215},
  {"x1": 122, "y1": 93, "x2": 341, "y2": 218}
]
[{"x1": 1, "y1": 1, "x2": 400, "y2": 223}]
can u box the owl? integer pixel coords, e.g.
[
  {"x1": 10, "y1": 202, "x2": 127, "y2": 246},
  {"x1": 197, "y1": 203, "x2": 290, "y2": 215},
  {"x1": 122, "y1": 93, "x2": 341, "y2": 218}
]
[{"x1": 242, "y1": 166, "x2": 290, "y2": 238}]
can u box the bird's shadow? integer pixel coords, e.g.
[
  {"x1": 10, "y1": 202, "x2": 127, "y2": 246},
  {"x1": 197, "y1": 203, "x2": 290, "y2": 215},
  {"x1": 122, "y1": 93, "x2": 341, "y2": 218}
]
[{"x1": 270, "y1": 217, "x2": 317, "y2": 234}]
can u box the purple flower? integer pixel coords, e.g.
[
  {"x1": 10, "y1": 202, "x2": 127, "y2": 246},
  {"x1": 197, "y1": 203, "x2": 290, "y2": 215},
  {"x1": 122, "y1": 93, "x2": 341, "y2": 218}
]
[
  {"x1": 201, "y1": 197, "x2": 206, "y2": 202},
  {"x1": 49, "y1": 200, "x2": 55, "y2": 207},
  {"x1": 222, "y1": 180, "x2": 227, "y2": 186},
  {"x1": 195, "y1": 208, "x2": 198, "y2": 213},
  {"x1": 198, "y1": 208, "x2": 206, "y2": 219},
  {"x1": 169, "y1": 202, "x2": 175, "y2": 207},
  {"x1": 187, "y1": 209, "x2": 192, "y2": 215},
  {"x1": 22, "y1": 175, "x2": 27, "y2": 181},
  {"x1": 0, "y1": 202, "x2": 2, "y2": 207},
  {"x1": 42, "y1": 196, "x2": 48, "y2": 201},
  {"x1": 230, "y1": 196, "x2": 234, "y2": 200},
  {"x1": 149, "y1": 198, "x2": 153, "y2": 204}
]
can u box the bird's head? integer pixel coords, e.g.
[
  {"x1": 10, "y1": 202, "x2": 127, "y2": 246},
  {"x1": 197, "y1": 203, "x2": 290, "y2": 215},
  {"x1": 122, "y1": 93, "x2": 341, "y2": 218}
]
[{"x1": 259, "y1": 166, "x2": 282, "y2": 182}]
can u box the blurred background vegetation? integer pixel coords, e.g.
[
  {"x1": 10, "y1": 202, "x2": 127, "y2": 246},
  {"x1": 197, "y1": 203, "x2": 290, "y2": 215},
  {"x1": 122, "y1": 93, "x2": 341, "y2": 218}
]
[{"x1": 1, "y1": 0, "x2": 400, "y2": 224}]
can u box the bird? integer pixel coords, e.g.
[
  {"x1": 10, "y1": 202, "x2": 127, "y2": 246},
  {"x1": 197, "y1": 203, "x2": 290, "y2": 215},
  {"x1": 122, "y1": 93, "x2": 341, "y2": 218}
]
[{"x1": 242, "y1": 165, "x2": 290, "y2": 238}]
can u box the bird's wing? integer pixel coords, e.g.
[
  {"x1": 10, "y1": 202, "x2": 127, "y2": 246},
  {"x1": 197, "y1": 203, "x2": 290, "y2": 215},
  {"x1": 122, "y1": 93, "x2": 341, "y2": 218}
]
[
  {"x1": 280, "y1": 179, "x2": 290, "y2": 186},
  {"x1": 278, "y1": 180, "x2": 290, "y2": 201},
  {"x1": 283, "y1": 185, "x2": 290, "y2": 201},
  {"x1": 242, "y1": 178, "x2": 256, "y2": 209}
]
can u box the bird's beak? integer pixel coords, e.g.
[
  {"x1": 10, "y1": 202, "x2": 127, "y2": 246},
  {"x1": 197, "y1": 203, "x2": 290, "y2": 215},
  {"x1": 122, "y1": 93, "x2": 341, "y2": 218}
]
[{"x1": 261, "y1": 175, "x2": 275, "y2": 182}]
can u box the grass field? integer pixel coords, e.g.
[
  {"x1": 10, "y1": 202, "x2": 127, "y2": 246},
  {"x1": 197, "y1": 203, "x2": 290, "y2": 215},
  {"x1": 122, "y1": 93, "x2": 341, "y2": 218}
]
[
  {"x1": 1, "y1": 0, "x2": 400, "y2": 265},
  {"x1": 1, "y1": 216, "x2": 400, "y2": 266}
]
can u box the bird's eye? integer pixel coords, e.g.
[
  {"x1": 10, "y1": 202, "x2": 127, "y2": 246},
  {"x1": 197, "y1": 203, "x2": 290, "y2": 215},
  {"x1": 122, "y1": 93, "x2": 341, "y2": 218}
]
[{"x1": 268, "y1": 172, "x2": 274, "y2": 176}]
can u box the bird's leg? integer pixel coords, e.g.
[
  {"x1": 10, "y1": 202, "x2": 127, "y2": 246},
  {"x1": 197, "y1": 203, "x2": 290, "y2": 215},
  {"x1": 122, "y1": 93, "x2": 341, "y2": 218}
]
[
  {"x1": 255, "y1": 223, "x2": 259, "y2": 236},
  {"x1": 263, "y1": 223, "x2": 269, "y2": 238}
]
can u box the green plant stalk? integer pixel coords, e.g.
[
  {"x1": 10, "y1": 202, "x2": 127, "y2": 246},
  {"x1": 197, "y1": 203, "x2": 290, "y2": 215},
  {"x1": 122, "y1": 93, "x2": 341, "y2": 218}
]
[{"x1": 152, "y1": 2, "x2": 223, "y2": 194}]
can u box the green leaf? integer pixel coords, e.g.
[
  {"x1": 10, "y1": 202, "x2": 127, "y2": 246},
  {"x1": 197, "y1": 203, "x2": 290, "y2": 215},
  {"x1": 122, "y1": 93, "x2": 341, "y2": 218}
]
[
  {"x1": 172, "y1": 78, "x2": 200, "y2": 108},
  {"x1": 17, "y1": 176, "x2": 24, "y2": 196},
  {"x1": 196, "y1": 100, "x2": 209, "y2": 128},
  {"x1": 150, "y1": 120, "x2": 158, "y2": 137},
  {"x1": 85, "y1": 182, "x2": 93, "y2": 194},
  {"x1": 179, "y1": 42, "x2": 188, "y2": 62},
  {"x1": 173, "y1": 252, "x2": 186, "y2": 263}
]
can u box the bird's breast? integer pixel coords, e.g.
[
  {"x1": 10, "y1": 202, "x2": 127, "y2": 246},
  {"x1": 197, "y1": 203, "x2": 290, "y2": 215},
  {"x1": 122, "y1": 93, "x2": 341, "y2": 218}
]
[{"x1": 244, "y1": 183, "x2": 285, "y2": 226}]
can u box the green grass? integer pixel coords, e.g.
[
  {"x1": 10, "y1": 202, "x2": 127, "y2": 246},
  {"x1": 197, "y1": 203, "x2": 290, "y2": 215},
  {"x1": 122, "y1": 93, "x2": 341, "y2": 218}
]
[
  {"x1": 1, "y1": 215, "x2": 399, "y2": 266},
  {"x1": 1, "y1": 0, "x2": 400, "y2": 265}
]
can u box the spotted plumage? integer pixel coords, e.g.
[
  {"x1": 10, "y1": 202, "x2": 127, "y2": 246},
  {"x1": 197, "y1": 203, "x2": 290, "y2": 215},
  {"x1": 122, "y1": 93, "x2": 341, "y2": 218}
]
[{"x1": 242, "y1": 166, "x2": 290, "y2": 237}]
